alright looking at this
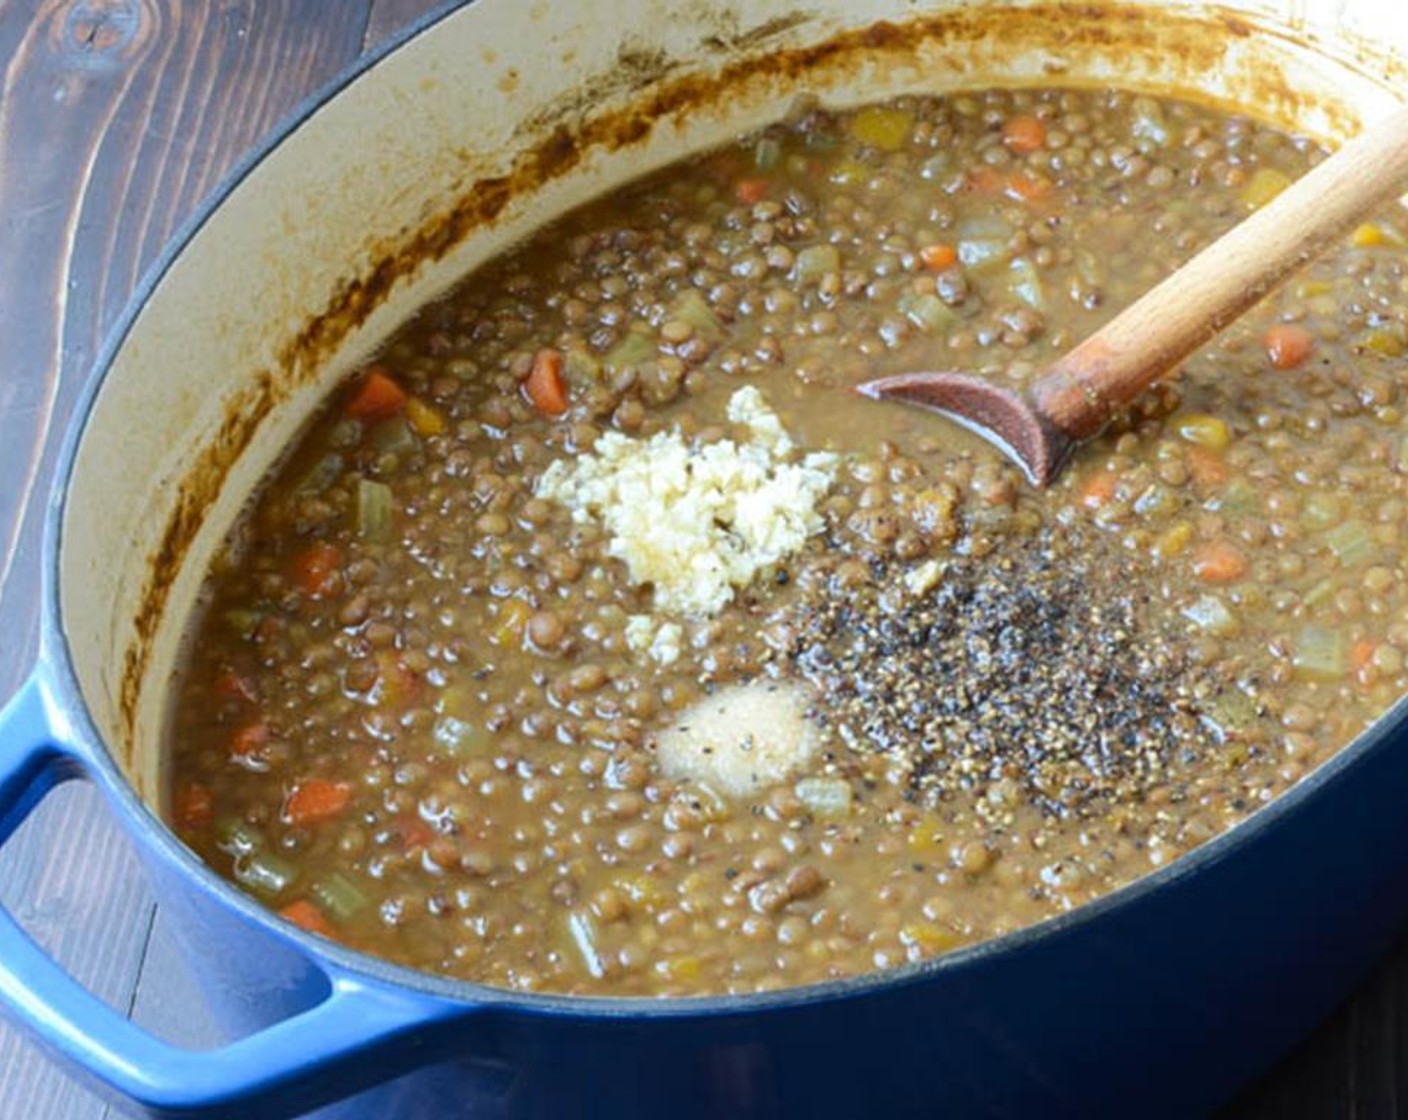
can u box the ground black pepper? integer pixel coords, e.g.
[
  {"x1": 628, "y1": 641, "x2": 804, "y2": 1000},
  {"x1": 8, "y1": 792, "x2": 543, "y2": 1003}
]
[{"x1": 791, "y1": 528, "x2": 1216, "y2": 821}]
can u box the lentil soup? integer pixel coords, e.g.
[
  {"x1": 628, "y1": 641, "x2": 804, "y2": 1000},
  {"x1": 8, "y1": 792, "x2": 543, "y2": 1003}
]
[{"x1": 166, "y1": 87, "x2": 1408, "y2": 996}]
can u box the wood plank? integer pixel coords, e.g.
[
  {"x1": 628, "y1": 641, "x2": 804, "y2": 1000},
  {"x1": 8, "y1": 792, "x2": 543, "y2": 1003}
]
[
  {"x1": 364, "y1": 0, "x2": 446, "y2": 53},
  {"x1": 0, "y1": 3, "x2": 375, "y2": 1116},
  {"x1": 0, "y1": 0, "x2": 376, "y2": 696}
]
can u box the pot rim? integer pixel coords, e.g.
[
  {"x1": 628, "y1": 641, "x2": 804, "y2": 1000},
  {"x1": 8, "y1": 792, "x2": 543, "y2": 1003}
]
[{"x1": 39, "y1": 0, "x2": 1408, "y2": 1021}]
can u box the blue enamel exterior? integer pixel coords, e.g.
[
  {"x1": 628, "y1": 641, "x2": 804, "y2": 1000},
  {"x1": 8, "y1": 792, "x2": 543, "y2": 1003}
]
[{"x1": 0, "y1": 2, "x2": 1406, "y2": 1116}]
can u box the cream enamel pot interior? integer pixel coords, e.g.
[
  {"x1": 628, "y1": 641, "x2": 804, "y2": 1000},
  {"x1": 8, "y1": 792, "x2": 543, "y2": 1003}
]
[{"x1": 4, "y1": 1, "x2": 1408, "y2": 1116}]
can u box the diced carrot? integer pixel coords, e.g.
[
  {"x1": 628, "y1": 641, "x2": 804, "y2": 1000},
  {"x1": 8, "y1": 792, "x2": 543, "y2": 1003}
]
[
  {"x1": 1351, "y1": 639, "x2": 1379, "y2": 673},
  {"x1": 174, "y1": 783, "x2": 214, "y2": 830},
  {"x1": 285, "y1": 779, "x2": 353, "y2": 827},
  {"x1": 1185, "y1": 445, "x2": 1230, "y2": 488},
  {"x1": 1005, "y1": 172, "x2": 1053, "y2": 202},
  {"x1": 523, "y1": 348, "x2": 569, "y2": 417},
  {"x1": 399, "y1": 816, "x2": 435, "y2": 853},
  {"x1": 919, "y1": 243, "x2": 959, "y2": 271},
  {"x1": 213, "y1": 669, "x2": 257, "y2": 703},
  {"x1": 290, "y1": 541, "x2": 342, "y2": 598},
  {"x1": 344, "y1": 368, "x2": 407, "y2": 422},
  {"x1": 1077, "y1": 468, "x2": 1120, "y2": 510},
  {"x1": 735, "y1": 178, "x2": 769, "y2": 205},
  {"x1": 371, "y1": 650, "x2": 423, "y2": 708},
  {"x1": 967, "y1": 166, "x2": 1005, "y2": 195},
  {"x1": 279, "y1": 899, "x2": 336, "y2": 938},
  {"x1": 1002, "y1": 114, "x2": 1048, "y2": 154},
  {"x1": 230, "y1": 720, "x2": 269, "y2": 758},
  {"x1": 1264, "y1": 323, "x2": 1314, "y2": 370},
  {"x1": 1191, "y1": 539, "x2": 1249, "y2": 583}
]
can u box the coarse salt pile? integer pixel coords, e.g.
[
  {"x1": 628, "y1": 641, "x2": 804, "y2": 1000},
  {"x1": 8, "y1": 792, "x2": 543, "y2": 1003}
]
[
  {"x1": 654, "y1": 679, "x2": 821, "y2": 797},
  {"x1": 535, "y1": 387, "x2": 837, "y2": 616}
]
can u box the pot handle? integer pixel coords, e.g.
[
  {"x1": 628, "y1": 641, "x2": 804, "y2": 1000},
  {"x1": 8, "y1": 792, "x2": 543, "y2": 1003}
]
[{"x1": 0, "y1": 669, "x2": 471, "y2": 1119}]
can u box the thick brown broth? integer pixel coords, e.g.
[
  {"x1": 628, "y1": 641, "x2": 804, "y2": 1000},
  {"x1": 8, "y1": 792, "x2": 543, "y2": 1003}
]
[{"x1": 166, "y1": 87, "x2": 1408, "y2": 995}]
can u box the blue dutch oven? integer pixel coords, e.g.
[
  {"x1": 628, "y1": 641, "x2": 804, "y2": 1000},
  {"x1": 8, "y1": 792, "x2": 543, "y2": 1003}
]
[{"x1": 2, "y1": 0, "x2": 1407, "y2": 1115}]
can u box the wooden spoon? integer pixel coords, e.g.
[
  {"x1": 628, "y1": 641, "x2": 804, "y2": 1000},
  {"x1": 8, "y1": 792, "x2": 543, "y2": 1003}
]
[{"x1": 858, "y1": 104, "x2": 1408, "y2": 487}]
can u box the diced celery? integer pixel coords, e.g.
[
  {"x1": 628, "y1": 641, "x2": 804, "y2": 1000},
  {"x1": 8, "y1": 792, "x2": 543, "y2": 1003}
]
[
  {"x1": 1301, "y1": 492, "x2": 1342, "y2": 530},
  {"x1": 795, "y1": 777, "x2": 853, "y2": 819},
  {"x1": 919, "y1": 153, "x2": 953, "y2": 180},
  {"x1": 1007, "y1": 258, "x2": 1045, "y2": 310},
  {"x1": 1074, "y1": 249, "x2": 1104, "y2": 288},
  {"x1": 898, "y1": 292, "x2": 958, "y2": 333},
  {"x1": 371, "y1": 418, "x2": 417, "y2": 454},
  {"x1": 668, "y1": 289, "x2": 722, "y2": 339},
  {"x1": 1325, "y1": 519, "x2": 1376, "y2": 567},
  {"x1": 754, "y1": 136, "x2": 782, "y2": 170},
  {"x1": 327, "y1": 419, "x2": 362, "y2": 448},
  {"x1": 1130, "y1": 97, "x2": 1170, "y2": 147},
  {"x1": 215, "y1": 817, "x2": 264, "y2": 858},
  {"x1": 793, "y1": 244, "x2": 842, "y2": 284},
  {"x1": 311, "y1": 872, "x2": 370, "y2": 921},
  {"x1": 296, "y1": 453, "x2": 344, "y2": 494},
  {"x1": 1213, "y1": 479, "x2": 1259, "y2": 515},
  {"x1": 237, "y1": 851, "x2": 297, "y2": 897},
  {"x1": 564, "y1": 346, "x2": 603, "y2": 385},
  {"x1": 1302, "y1": 579, "x2": 1336, "y2": 609},
  {"x1": 433, "y1": 715, "x2": 481, "y2": 755},
  {"x1": 1204, "y1": 688, "x2": 1260, "y2": 739},
  {"x1": 355, "y1": 478, "x2": 394, "y2": 542},
  {"x1": 958, "y1": 239, "x2": 1009, "y2": 270},
  {"x1": 605, "y1": 325, "x2": 657, "y2": 372},
  {"x1": 1182, "y1": 594, "x2": 1239, "y2": 637},
  {"x1": 1292, "y1": 624, "x2": 1347, "y2": 682},
  {"x1": 955, "y1": 216, "x2": 1012, "y2": 240}
]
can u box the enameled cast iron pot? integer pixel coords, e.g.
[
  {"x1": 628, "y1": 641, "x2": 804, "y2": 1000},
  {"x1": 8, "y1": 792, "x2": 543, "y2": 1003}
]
[{"x1": 4, "y1": 2, "x2": 1408, "y2": 1116}]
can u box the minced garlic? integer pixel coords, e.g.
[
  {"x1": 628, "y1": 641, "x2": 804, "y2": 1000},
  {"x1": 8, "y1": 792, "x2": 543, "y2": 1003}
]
[
  {"x1": 625, "y1": 615, "x2": 684, "y2": 666},
  {"x1": 535, "y1": 387, "x2": 836, "y2": 616}
]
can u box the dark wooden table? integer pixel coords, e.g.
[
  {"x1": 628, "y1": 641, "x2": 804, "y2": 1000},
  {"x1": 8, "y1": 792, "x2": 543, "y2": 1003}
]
[{"x1": 0, "y1": 2, "x2": 1404, "y2": 1116}]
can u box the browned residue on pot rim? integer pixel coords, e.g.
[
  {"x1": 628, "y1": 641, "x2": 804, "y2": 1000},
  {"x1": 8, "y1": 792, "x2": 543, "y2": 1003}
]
[{"x1": 117, "y1": 2, "x2": 1394, "y2": 761}]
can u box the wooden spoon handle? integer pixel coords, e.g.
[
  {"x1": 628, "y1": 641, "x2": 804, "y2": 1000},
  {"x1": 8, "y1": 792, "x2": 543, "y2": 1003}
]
[{"x1": 1032, "y1": 103, "x2": 1408, "y2": 440}]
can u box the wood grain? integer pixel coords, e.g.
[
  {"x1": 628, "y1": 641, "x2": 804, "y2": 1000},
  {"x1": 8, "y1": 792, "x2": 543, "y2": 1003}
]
[
  {"x1": 0, "y1": 1, "x2": 1402, "y2": 1116},
  {"x1": 0, "y1": 2, "x2": 436, "y2": 1115},
  {"x1": 364, "y1": 0, "x2": 449, "y2": 52}
]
